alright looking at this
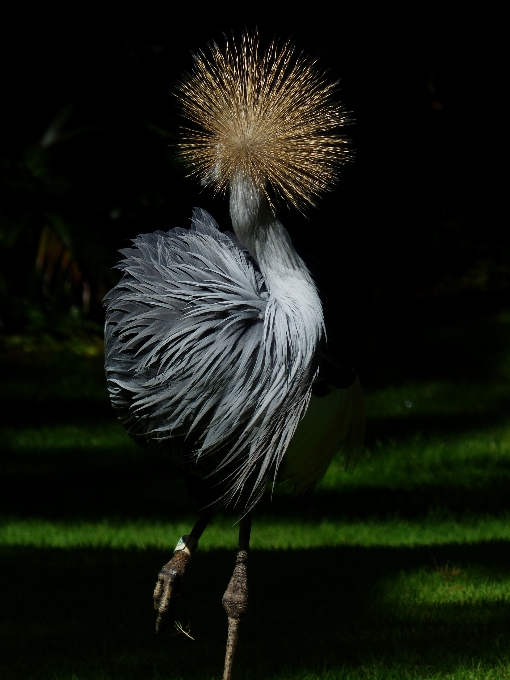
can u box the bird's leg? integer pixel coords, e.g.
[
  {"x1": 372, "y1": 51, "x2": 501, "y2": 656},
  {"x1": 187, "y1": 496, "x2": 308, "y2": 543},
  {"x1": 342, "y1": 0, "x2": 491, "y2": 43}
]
[
  {"x1": 222, "y1": 512, "x2": 252, "y2": 680},
  {"x1": 153, "y1": 508, "x2": 214, "y2": 632}
]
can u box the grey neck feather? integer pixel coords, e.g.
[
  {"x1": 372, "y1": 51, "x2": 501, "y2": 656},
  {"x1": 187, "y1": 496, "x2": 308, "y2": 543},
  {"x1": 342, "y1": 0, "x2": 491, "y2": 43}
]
[
  {"x1": 229, "y1": 175, "x2": 325, "y2": 339},
  {"x1": 230, "y1": 177, "x2": 313, "y2": 290}
]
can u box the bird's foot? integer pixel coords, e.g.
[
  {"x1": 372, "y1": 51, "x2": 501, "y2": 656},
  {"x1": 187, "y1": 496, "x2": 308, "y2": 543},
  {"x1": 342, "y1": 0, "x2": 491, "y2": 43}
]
[
  {"x1": 222, "y1": 551, "x2": 249, "y2": 679},
  {"x1": 222, "y1": 514, "x2": 252, "y2": 680},
  {"x1": 222, "y1": 551, "x2": 249, "y2": 621},
  {"x1": 153, "y1": 535, "x2": 197, "y2": 632}
]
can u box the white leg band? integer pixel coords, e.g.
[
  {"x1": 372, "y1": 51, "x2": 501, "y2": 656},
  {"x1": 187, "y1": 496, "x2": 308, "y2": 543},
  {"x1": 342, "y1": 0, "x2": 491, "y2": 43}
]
[{"x1": 173, "y1": 535, "x2": 198, "y2": 557}]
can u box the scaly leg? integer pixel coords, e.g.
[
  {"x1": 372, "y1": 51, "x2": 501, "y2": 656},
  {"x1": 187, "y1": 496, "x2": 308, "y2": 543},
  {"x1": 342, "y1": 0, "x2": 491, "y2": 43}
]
[
  {"x1": 222, "y1": 513, "x2": 252, "y2": 680},
  {"x1": 153, "y1": 508, "x2": 214, "y2": 632}
]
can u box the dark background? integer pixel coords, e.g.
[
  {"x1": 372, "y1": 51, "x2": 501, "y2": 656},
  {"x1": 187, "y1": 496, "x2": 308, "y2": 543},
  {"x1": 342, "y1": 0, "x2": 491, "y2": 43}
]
[
  {"x1": 0, "y1": 6, "x2": 502, "y2": 356},
  {"x1": 0, "y1": 11, "x2": 507, "y2": 679}
]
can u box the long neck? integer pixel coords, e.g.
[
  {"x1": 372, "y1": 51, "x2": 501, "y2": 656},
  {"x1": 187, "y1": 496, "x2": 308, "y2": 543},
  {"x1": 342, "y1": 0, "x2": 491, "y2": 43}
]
[{"x1": 229, "y1": 175, "x2": 324, "y2": 342}]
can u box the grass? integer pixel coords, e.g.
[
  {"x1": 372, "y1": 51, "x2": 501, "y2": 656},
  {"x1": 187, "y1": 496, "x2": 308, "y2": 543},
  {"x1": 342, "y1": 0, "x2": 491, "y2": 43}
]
[{"x1": 2, "y1": 297, "x2": 510, "y2": 679}]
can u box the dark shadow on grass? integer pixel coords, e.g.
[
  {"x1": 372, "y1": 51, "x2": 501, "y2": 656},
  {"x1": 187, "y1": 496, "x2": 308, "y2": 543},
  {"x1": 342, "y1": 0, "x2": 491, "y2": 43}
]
[
  {"x1": 2, "y1": 454, "x2": 510, "y2": 522},
  {"x1": 2, "y1": 434, "x2": 510, "y2": 521},
  {"x1": 262, "y1": 479, "x2": 510, "y2": 521},
  {"x1": 1, "y1": 542, "x2": 510, "y2": 679},
  {"x1": 0, "y1": 349, "x2": 113, "y2": 428},
  {"x1": 2, "y1": 441, "x2": 510, "y2": 521},
  {"x1": 0, "y1": 395, "x2": 115, "y2": 428}
]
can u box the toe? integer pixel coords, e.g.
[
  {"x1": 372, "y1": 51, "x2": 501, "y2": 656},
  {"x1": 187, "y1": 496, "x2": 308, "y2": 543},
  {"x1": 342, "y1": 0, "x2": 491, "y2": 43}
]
[{"x1": 153, "y1": 551, "x2": 190, "y2": 632}]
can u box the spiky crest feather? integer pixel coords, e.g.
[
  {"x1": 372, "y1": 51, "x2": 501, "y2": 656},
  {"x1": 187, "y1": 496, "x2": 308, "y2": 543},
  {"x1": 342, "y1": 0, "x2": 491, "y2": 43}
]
[{"x1": 178, "y1": 32, "x2": 349, "y2": 211}]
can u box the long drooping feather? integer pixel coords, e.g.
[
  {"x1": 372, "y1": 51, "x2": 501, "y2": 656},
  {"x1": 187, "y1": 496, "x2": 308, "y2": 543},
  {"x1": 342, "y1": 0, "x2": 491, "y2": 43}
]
[{"x1": 105, "y1": 209, "x2": 323, "y2": 508}]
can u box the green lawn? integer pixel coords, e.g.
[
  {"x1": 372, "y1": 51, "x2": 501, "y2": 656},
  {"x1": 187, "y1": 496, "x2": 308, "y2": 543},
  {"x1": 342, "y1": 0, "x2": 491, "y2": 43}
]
[{"x1": 2, "y1": 299, "x2": 510, "y2": 679}]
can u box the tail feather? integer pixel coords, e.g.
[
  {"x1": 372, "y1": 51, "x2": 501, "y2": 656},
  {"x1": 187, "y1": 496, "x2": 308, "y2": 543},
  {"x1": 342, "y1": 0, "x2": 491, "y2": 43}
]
[{"x1": 278, "y1": 377, "x2": 365, "y2": 495}]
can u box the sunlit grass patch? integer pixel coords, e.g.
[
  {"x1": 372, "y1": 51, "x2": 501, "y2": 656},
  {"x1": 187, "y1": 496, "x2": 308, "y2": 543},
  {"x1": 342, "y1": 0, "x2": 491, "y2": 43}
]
[
  {"x1": 4, "y1": 512, "x2": 510, "y2": 550},
  {"x1": 322, "y1": 423, "x2": 510, "y2": 492},
  {"x1": 377, "y1": 562, "x2": 510, "y2": 606}
]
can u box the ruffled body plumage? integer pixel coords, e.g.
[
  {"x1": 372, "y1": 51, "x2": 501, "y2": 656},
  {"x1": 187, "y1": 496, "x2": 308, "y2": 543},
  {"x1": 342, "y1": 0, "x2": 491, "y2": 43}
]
[{"x1": 105, "y1": 208, "x2": 363, "y2": 510}]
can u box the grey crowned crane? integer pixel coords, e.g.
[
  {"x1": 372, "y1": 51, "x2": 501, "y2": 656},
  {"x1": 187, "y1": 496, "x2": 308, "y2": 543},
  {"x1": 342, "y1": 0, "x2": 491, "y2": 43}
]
[{"x1": 104, "y1": 33, "x2": 364, "y2": 680}]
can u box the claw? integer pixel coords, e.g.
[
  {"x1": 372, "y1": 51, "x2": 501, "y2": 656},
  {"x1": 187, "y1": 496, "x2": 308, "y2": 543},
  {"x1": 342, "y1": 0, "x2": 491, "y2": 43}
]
[
  {"x1": 153, "y1": 550, "x2": 190, "y2": 632},
  {"x1": 152, "y1": 519, "x2": 211, "y2": 634}
]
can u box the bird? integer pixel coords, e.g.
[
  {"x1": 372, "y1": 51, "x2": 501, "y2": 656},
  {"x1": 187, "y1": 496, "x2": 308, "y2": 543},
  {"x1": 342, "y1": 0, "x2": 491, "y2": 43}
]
[{"x1": 104, "y1": 32, "x2": 365, "y2": 680}]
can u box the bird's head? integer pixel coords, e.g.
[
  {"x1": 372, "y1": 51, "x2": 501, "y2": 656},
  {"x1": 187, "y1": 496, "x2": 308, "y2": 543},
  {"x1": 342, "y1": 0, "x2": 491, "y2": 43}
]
[{"x1": 177, "y1": 32, "x2": 350, "y2": 229}]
